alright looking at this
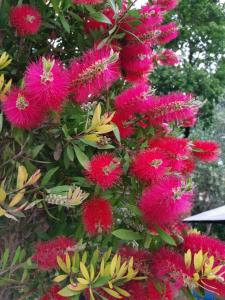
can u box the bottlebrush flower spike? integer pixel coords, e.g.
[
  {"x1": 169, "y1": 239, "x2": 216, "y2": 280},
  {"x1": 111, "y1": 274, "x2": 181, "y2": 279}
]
[
  {"x1": 157, "y1": 22, "x2": 179, "y2": 45},
  {"x1": 140, "y1": 4, "x2": 164, "y2": 26},
  {"x1": 72, "y1": 0, "x2": 104, "y2": 4},
  {"x1": 32, "y1": 236, "x2": 75, "y2": 270},
  {"x1": 183, "y1": 233, "x2": 225, "y2": 261},
  {"x1": 115, "y1": 83, "x2": 151, "y2": 117},
  {"x1": 153, "y1": 0, "x2": 179, "y2": 11},
  {"x1": 131, "y1": 148, "x2": 170, "y2": 184},
  {"x1": 9, "y1": 4, "x2": 41, "y2": 36},
  {"x1": 24, "y1": 57, "x2": 69, "y2": 111},
  {"x1": 112, "y1": 112, "x2": 135, "y2": 139},
  {"x1": 157, "y1": 49, "x2": 180, "y2": 66},
  {"x1": 69, "y1": 46, "x2": 120, "y2": 104},
  {"x1": 40, "y1": 285, "x2": 69, "y2": 300},
  {"x1": 147, "y1": 92, "x2": 199, "y2": 125},
  {"x1": 2, "y1": 88, "x2": 45, "y2": 129},
  {"x1": 82, "y1": 197, "x2": 113, "y2": 234},
  {"x1": 139, "y1": 176, "x2": 193, "y2": 231},
  {"x1": 192, "y1": 140, "x2": 220, "y2": 162},
  {"x1": 85, "y1": 153, "x2": 122, "y2": 189}
]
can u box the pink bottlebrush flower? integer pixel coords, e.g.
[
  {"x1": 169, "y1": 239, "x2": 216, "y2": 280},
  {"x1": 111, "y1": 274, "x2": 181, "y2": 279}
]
[
  {"x1": 120, "y1": 43, "x2": 153, "y2": 60},
  {"x1": 72, "y1": 0, "x2": 104, "y2": 4},
  {"x1": 148, "y1": 136, "x2": 190, "y2": 158},
  {"x1": 85, "y1": 153, "x2": 122, "y2": 189},
  {"x1": 180, "y1": 116, "x2": 197, "y2": 127},
  {"x1": 140, "y1": 4, "x2": 164, "y2": 27},
  {"x1": 172, "y1": 158, "x2": 196, "y2": 175},
  {"x1": 112, "y1": 112, "x2": 135, "y2": 139},
  {"x1": 153, "y1": 0, "x2": 179, "y2": 11},
  {"x1": 125, "y1": 23, "x2": 160, "y2": 46},
  {"x1": 2, "y1": 88, "x2": 45, "y2": 129},
  {"x1": 157, "y1": 22, "x2": 179, "y2": 44},
  {"x1": 147, "y1": 282, "x2": 174, "y2": 300},
  {"x1": 151, "y1": 247, "x2": 191, "y2": 289},
  {"x1": 119, "y1": 246, "x2": 151, "y2": 274},
  {"x1": 39, "y1": 285, "x2": 69, "y2": 300},
  {"x1": 157, "y1": 49, "x2": 180, "y2": 66},
  {"x1": 24, "y1": 57, "x2": 69, "y2": 111},
  {"x1": 82, "y1": 197, "x2": 113, "y2": 234},
  {"x1": 69, "y1": 45, "x2": 120, "y2": 104},
  {"x1": 131, "y1": 148, "x2": 170, "y2": 184},
  {"x1": 32, "y1": 236, "x2": 75, "y2": 270},
  {"x1": 122, "y1": 281, "x2": 148, "y2": 299},
  {"x1": 9, "y1": 4, "x2": 41, "y2": 36},
  {"x1": 115, "y1": 83, "x2": 151, "y2": 117},
  {"x1": 139, "y1": 176, "x2": 193, "y2": 230},
  {"x1": 147, "y1": 92, "x2": 198, "y2": 125},
  {"x1": 192, "y1": 140, "x2": 220, "y2": 162},
  {"x1": 183, "y1": 233, "x2": 225, "y2": 261}
]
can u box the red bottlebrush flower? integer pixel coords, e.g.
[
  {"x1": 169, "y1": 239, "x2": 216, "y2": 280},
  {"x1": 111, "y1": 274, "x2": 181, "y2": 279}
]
[
  {"x1": 157, "y1": 22, "x2": 179, "y2": 45},
  {"x1": 139, "y1": 176, "x2": 193, "y2": 230},
  {"x1": 153, "y1": 0, "x2": 179, "y2": 11},
  {"x1": 147, "y1": 92, "x2": 198, "y2": 125},
  {"x1": 40, "y1": 285, "x2": 69, "y2": 300},
  {"x1": 148, "y1": 136, "x2": 190, "y2": 158},
  {"x1": 192, "y1": 140, "x2": 220, "y2": 162},
  {"x1": 140, "y1": 4, "x2": 164, "y2": 27},
  {"x1": 147, "y1": 282, "x2": 174, "y2": 300},
  {"x1": 115, "y1": 83, "x2": 151, "y2": 117},
  {"x1": 151, "y1": 247, "x2": 191, "y2": 289},
  {"x1": 183, "y1": 233, "x2": 225, "y2": 261},
  {"x1": 157, "y1": 49, "x2": 180, "y2": 66},
  {"x1": 122, "y1": 281, "x2": 148, "y2": 299},
  {"x1": 112, "y1": 112, "x2": 135, "y2": 139},
  {"x1": 69, "y1": 46, "x2": 120, "y2": 104},
  {"x1": 72, "y1": 0, "x2": 104, "y2": 4},
  {"x1": 32, "y1": 236, "x2": 75, "y2": 270},
  {"x1": 24, "y1": 57, "x2": 69, "y2": 111},
  {"x1": 85, "y1": 153, "x2": 122, "y2": 189},
  {"x1": 9, "y1": 4, "x2": 41, "y2": 36},
  {"x1": 2, "y1": 88, "x2": 45, "y2": 129},
  {"x1": 131, "y1": 148, "x2": 170, "y2": 184},
  {"x1": 82, "y1": 197, "x2": 113, "y2": 234},
  {"x1": 173, "y1": 158, "x2": 196, "y2": 175}
]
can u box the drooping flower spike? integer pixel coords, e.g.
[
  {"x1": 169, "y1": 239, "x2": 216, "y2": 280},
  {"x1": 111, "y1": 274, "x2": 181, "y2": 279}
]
[
  {"x1": 153, "y1": 0, "x2": 179, "y2": 11},
  {"x1": 25, "y1": 57, "x2": 69, "y2": 111},
  {"x1": 82, "y1": 197, "x2": 113, "y2": 234},
  {"x1": 157, "y1": 49, "x2": 180, "y2": 66},
  {"x1": 2, "y1": 88, "x2": 45, "y2": 129},
  {"x1": 191, "y1": 140, "x2": 220, "y2": 162},
  {"x1": 9, "y1": 4, "x2": 41, "y2": 36},
  {"x1": 69, "y1": 45, "x2": 120, "y2": 104}
]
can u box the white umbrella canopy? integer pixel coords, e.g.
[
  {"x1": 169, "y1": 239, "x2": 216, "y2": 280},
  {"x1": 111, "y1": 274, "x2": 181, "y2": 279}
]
[{"x1": 184, "y1": 205, "x2": 225, "y2": 223}]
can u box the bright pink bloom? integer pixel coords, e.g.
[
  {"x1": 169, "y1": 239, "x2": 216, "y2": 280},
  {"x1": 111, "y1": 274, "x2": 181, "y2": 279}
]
[
  {"x1": 147, "y1": 282, "x2": 174, "y2": 300},
  {"x1": 147, "y1": 92, "x2": 198, "y2": 125},
  {"x1": 140, "y1": 4, "x2": 164, "y2": 27},
  {"x1": 172, "y1": 158, "x2": 196, "y2": 175},
  {"x1": 112, "y1": 112, "x2": 135, "y2": 139},
  {"x1": 72, "y1": 0, "x2": 104, "y2": 4},
  {"x1": 69, "y1": 46, "x2": 120, "y2": 104},
  {"x1": 40, "y1": 285, "x2": 69, "y2": 300},
  {"x1": 24, "y1": 57, "x2": 69, "y2": 111},
  {"x1": 157, "y1": 49, "x2": 180, "y2": 66},
  {"x1": 192, "y1": 140, "x2": 220, "y2": 162},
  {"x1": 2, "y1": 88, "x2": 44, "y2": 129},
  {"x1": 148, "y1": 136, "x2": 190, "y2": 158},
  {"x1": 115, "y1": 83, "x2": 151, "y2": 117},
  {"x1": 85, "y1": 153, "x2": 122, "y2": 189},
  {"x1": 82, "y1": 198, "x2": 113, "y2": 234},
  {"x1": 139, "y1": 176, "x2": 193, "y2": 230},
  {"x1": 131, "y1": 148, "x2": 170, "y2": 184},
  {"x1": 157, "y1": 22, "x2": 179, "y2": 44},
  {"x1": 183, "y1": 233, "x2": 225, "y2": 261},
  {"x1": 153, "y1": 0, "x2": 179, "y2": 11},
  {"x1": 32, "y1": 236, "x2": 75, "y2": 270},
  {"x1": 10, "y1": 4, "x2": 41, "y2": 36}
]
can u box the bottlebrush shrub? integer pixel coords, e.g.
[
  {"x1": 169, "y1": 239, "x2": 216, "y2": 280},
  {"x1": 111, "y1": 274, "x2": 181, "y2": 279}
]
[{"x1": 1, "y1": 0, "x2": 224, "y2": 299}]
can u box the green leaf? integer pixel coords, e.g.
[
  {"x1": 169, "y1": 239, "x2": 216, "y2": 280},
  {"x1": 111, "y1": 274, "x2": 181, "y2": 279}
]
[
  {"x1": 11, "y1": 247, "x2": 21, "y2": 266},
  {"x1": 74, "y1": 146, "x2": 90, "y2": 170},
  {"x1": 50, "y1": 0, "x2": 60, "y2": 13},
  {"x1": 1, "y1": 248, "x2": 9, "y2": 268},
  {"x1": 47, "y1": 185, "x2": 70, "y2": 194},
  {"x1": 108, "y1": 0, "x2": 117, "y2": 14},
  {"x1": 113, "y1": 124, "x2": 121, "y2": 144},
  {"x1": 93, "y1": 276, "x2": 111, "y2": 288},
  {"x1": 112, "y1": 229, "x2": 143, "y2": 241},
  {"x1": 126, "y1": 204, "x2": 142, "y2": 216},
  {"x1": 41, "y1": 167, "x2": 59, "y2": 187},
  {"x1": 67, "y1": 145, "x2": 75, "y2": 162},
  {"x1": 0, "y1": 113, "x2": 3, "y2": 132},
  {"x1": 156, "y1": 226, "x2": 177, "y2": 246},
  {"x1": 80, "y1": 138, "x2": 115, "y2": 149},
  {"x1": 59, "y1": 14, "x2": 70, "y2": 33},
  {"x1": 32, "y1": 144, "x2": 44, "y2": 158},
  {"x1": 58, "y1": 287, "x2": 81, "y2": 297},
  {"x1": 90, "y1": 12, "x2": 112, "y2": 24}
]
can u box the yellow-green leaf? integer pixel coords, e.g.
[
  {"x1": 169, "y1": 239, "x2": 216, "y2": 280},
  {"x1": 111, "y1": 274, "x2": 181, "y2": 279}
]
[
  {"x1": 110, "y1": 254, "x2": 117, "y2": 277},
  {"x1": 80, "y1": 262, "x2": 90, "y2": 281},
  {"x1": 194, "y1": 250, "x2": 204, "y2": 272},
  {"x1": 17, "y1": 166, "x2": 28, "y2": 189},
  {"x1": 184, "y1": 249, "x2": 192, "y2": 269},
  {"x1": 95, "y1": 125, "x2": 115, "y2": 134},
  {"x1": 91, "y1": 103, "x2": 101, "y2": 129},
  {"x1": 54, "y1": 274, "x2": 68, "y2": 282},
  {"x1": 57, "y1": 256, "x2": 69, "y2": 274},
  {"x1": 102, "y1": 287, "x2": 122, "y2": 299},
  {"x1": 114, "y1": 286, "x2": 131, "y2": 297},
  {"x1": 0, "y1": 206, "x2": 6, "y2": 216},
  {"x1": 8, "y1": 189, "x2": 25, "y2": 208},
  {"x1": 0, "y1": 187, "x2": 6, "y2": 203}
]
